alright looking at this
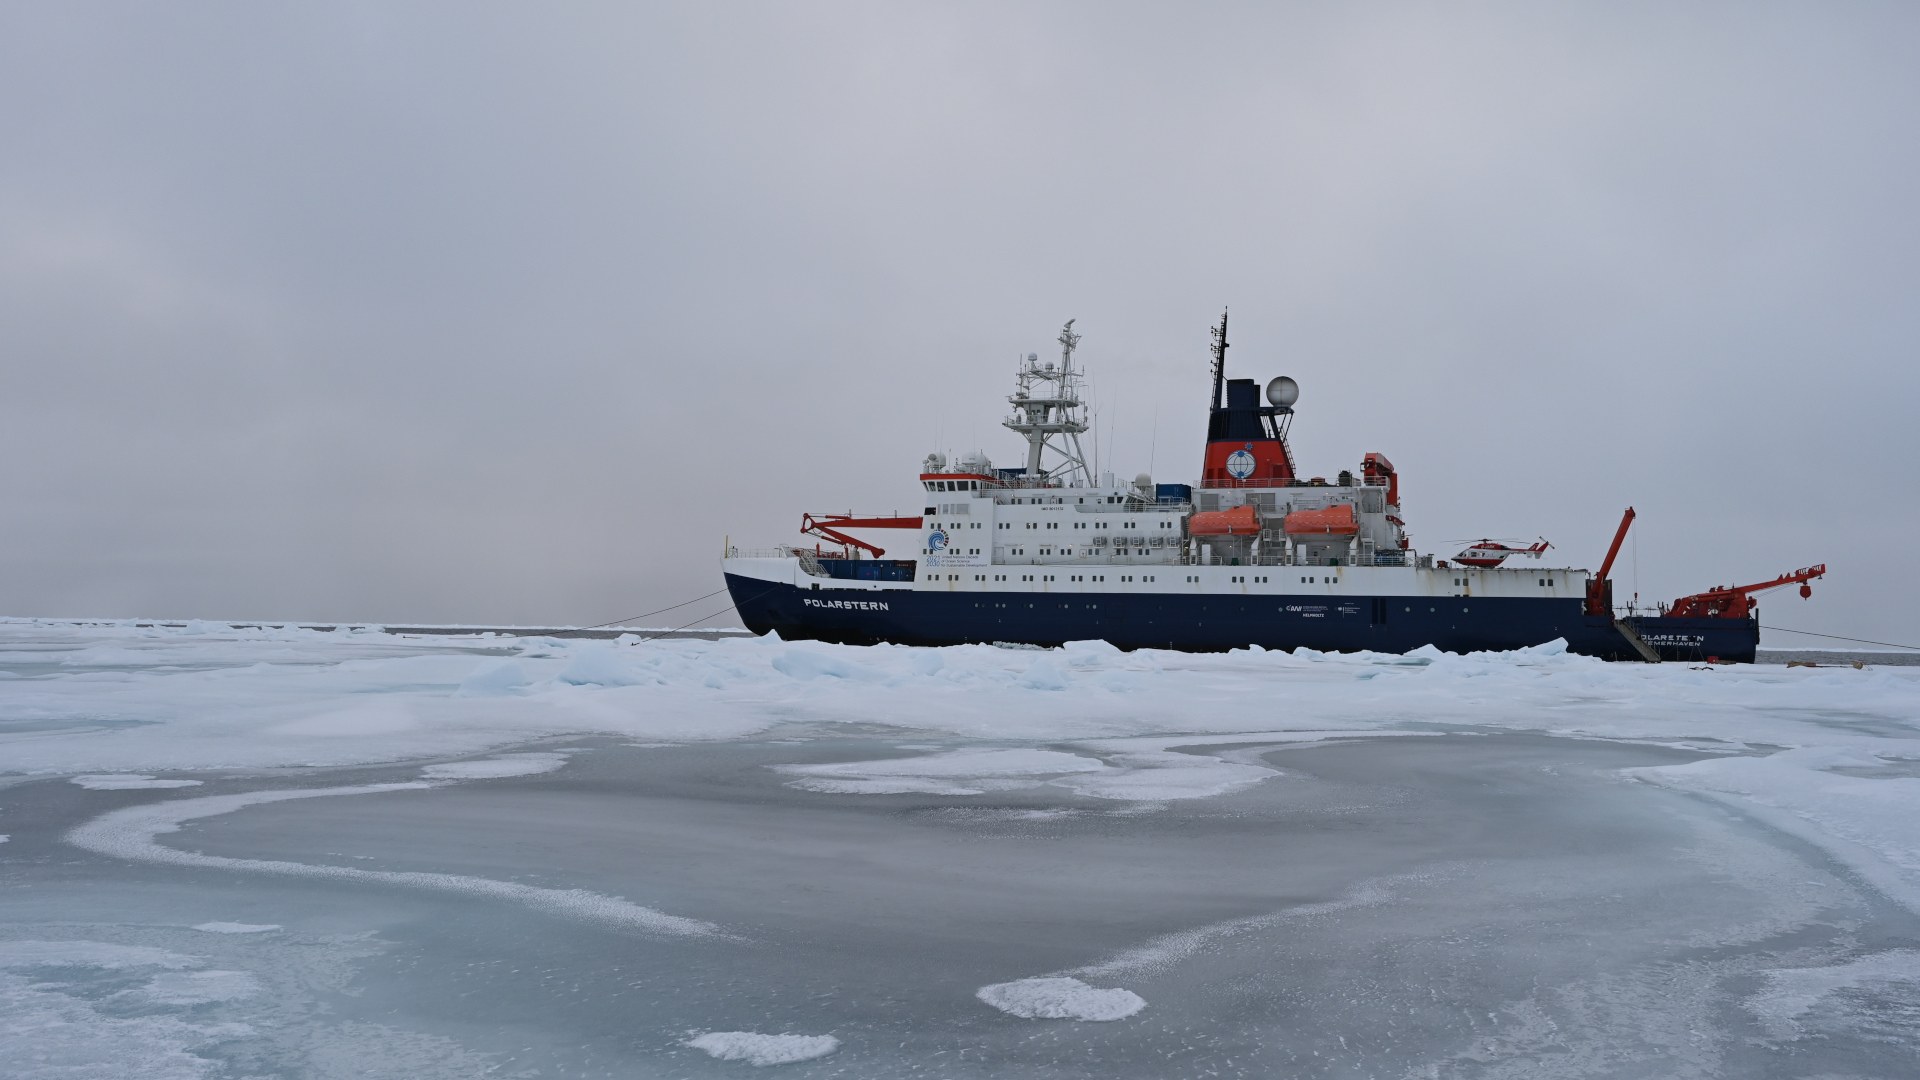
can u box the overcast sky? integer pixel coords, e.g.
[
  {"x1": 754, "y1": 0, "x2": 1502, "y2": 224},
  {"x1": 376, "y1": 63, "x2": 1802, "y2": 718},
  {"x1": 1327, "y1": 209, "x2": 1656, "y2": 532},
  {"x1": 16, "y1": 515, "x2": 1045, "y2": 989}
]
[{"x1": 4, "y1": 3, "x2": 1917, "y2": 646}]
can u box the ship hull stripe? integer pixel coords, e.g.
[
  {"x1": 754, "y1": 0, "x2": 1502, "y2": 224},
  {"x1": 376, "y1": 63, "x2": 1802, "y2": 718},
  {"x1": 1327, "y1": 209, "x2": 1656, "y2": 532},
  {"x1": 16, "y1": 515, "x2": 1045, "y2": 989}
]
[{"x1": 723, "y1": 574, "x2": 1758, "y2": 662}]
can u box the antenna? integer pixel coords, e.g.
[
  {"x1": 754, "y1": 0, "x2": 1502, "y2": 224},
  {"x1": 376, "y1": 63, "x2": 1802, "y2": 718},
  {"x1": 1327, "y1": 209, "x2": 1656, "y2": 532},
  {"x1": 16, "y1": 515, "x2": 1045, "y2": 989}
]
[
  {"x1": 1002, "y1": 319, "x2": 1092, "y2": 484},
  {"x1": 1209, "y1": 308, "x2": 1229, "y2": 410}
]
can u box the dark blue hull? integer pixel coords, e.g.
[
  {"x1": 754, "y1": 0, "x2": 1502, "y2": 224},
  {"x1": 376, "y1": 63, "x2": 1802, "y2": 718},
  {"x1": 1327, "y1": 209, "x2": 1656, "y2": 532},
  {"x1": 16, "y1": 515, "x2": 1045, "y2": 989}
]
[{"x1": 725, "y1": 575, "x2": 1760, "y2": 662}]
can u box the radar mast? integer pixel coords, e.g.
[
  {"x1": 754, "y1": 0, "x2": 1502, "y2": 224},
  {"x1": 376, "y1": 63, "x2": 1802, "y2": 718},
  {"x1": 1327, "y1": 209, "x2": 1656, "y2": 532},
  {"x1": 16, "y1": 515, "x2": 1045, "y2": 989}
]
[{"x1": 1002, "y1": 319, "x2": 1092, "y2": 484}]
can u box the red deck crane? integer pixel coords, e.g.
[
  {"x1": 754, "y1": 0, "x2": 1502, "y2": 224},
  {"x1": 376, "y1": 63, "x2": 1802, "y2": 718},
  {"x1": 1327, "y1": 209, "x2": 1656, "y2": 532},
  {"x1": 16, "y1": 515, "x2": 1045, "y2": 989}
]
[
  {"x1": 798, "y1": 512, "x2": 923, "y2": 559},
  {"x1": 1666, "y1": 565, "x2": 1827, "y2": 619},
  {"x1": 1583, "y1": 507, "x2": 1636, "y2": 616}
]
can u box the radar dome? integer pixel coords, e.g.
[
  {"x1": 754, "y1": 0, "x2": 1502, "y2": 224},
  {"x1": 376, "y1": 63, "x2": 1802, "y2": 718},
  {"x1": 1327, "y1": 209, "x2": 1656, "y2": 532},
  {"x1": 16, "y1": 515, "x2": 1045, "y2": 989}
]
[{"x1": 1266, "y1": 376, "x2": 1300, "y2": 408}]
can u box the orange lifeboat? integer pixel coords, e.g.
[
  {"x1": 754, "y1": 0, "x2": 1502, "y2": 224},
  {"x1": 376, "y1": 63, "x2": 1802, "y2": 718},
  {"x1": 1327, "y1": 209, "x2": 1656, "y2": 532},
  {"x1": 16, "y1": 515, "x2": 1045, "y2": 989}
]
[
  {"x1": 1187, "y1": 503, "x2": 1261, "y2": 536},
  {"x1": 1282, "y1": 504, "x2": 1358, "y2": 536}
]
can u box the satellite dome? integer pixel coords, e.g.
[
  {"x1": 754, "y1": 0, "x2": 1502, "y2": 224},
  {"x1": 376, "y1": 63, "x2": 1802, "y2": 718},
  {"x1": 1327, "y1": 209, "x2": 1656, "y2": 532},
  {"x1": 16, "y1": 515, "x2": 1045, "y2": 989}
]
[{"x1": 1266, "y1": 376, "x2": 1300, "y2": 408}]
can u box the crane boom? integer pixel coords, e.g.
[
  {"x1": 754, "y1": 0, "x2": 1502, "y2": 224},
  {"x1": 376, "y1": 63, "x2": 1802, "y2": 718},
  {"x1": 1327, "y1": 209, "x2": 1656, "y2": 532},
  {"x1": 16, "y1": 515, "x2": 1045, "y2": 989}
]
[
  {"x1": 799, "y1": 513, "x2": 923, "y2": 559},
  {"x1": 1667, "y1": 564, "x2": 1827, "y2": 620},
  {"x1": 1584, "y1": 507, "x2": 1636, "y2": 616}
]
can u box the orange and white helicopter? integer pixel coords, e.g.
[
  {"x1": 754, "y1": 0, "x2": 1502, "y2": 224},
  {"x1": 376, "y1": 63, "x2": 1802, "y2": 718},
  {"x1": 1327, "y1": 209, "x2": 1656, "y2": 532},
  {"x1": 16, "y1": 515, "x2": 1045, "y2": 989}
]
[{"x1": 1451, "y1": 538, "x2": 1552, "y2": 569}]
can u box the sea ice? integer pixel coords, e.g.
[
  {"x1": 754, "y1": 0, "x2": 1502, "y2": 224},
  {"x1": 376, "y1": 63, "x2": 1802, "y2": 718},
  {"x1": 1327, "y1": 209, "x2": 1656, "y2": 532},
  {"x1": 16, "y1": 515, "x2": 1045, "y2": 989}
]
[
  {"x1": 976, "y1": 976, "x2": 1146, "y2": 1021},
  {"x1": 71, "y1": 774, "x2": 203, "y2": 790},
  {"x1": 0, "y1": 939, "x2": 200, "y2": 970},
  {"x1": 132, "y1": 968, "x2": 263, "y2": 1005},
  {"x1": 6, "y1": 616, "x2": 1920, "y2": 989},
  {"x1": 1745, "y1": 949, "x2": 1920, "y2": 1039},
  {"x1": 419, "y1": 752, "x2": 569, "y2": 780},
  {"x1": 67, "y1": 783, "x2": 727, "y2": 938},
  {"x1": 191, "y1": 922, "x2": 280, "y2": 934},
  {"x1": 684, "y1": 1031, "x2": 840, "y2": 1065},
  {"x1": 0, "y1": 939, "x2": 247, "y2": 1080},
  {"x1": 452, "y1": 658, "x2": 528, "y2": 697},
  {"x1": 774, "y1": 748, "x2": 1105, "y2": 796}
]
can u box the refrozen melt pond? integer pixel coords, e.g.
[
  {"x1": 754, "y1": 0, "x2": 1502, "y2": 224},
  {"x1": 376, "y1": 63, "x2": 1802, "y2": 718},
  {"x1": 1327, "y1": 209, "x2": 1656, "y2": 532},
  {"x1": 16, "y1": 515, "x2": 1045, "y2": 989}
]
[{"x1": 5, "y1": 731, "x2": 1918, "y2": 1079}]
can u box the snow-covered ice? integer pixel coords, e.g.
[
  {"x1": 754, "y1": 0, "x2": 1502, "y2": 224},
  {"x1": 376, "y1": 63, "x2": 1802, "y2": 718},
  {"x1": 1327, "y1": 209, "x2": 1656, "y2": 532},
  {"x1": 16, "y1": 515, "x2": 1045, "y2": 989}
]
[
  {"x1": 685, "y1": 1030, "x2": 840, "y2": 1065},
  {"x1": 976, "y1": 976, "x2": 1147, "y2": 1021},
  {"x1": 3, "y1": 616, "x2": 1920, "y2": 1077}
]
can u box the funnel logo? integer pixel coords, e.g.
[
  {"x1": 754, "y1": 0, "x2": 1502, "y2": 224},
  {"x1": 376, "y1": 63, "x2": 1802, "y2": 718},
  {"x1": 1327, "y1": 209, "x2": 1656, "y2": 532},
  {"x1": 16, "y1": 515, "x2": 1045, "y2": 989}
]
[
  {"x1": 1226, "y1": 449, "x2": 1256, "y2": 479},
  {"x1": 928, "y1": 529, "x2": 949, "y2": 552}
]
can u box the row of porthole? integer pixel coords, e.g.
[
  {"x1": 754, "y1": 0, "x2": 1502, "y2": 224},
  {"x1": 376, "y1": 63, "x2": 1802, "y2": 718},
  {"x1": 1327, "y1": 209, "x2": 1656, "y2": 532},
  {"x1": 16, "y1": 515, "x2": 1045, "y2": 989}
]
[
  {"x1": 925, "y1": 592, "x2": 1472, "y2": 617},
  {"x1": 972, "y1": 602, "x2": 1103, "y2": 609},
  {"x1": 940, "y1": 599, "x2": 1467, "y2": 616}
]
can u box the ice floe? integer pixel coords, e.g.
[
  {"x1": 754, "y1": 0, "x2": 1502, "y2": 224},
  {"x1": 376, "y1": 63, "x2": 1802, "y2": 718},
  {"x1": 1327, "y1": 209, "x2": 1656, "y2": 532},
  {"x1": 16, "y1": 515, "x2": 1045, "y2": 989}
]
[
  {"x1": 684, "y1": 1031, "x2": 840, "y2": 1065},
  {"x1": 976, "y1": 976, "x2": 1146, "y2": 1021}
]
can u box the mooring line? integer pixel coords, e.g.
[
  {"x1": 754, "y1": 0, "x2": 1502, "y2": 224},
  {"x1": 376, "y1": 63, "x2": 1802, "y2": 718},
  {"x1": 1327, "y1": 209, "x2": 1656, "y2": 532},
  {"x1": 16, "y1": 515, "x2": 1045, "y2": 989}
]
[
  {"x1": 627, "y1": 583, "x2": 784, "y2": 644},
  {"x1": 1761, "y1": 625, "x2": 1920, "y2": 651},
  {"x1": 537, "y1": 587, "x2": 733, "y2": 638}
]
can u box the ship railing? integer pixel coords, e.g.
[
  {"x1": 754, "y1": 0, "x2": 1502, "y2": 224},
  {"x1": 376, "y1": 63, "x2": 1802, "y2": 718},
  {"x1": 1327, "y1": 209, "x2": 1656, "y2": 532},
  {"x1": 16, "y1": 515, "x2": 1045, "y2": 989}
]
[
  {"x1": 1171, "y1": 551, "x2": 1414, "y2": 568},
  {"x1": 727, "y1": 546, "x2": 810, "y2": 560},
  {"x1": 729, "y1": 546, "x2": 1419, "y2": 568},
  {"x1": 1203, "y1": 476, "x2": 1391, "y2": 490}
]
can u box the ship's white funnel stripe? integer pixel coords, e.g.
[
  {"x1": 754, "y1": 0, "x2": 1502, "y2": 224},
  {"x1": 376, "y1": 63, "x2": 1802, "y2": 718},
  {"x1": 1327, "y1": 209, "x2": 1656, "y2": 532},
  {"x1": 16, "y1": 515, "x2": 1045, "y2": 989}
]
[{"x1": 66, "y1": 784, "x2": 728, "y2": 939}]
